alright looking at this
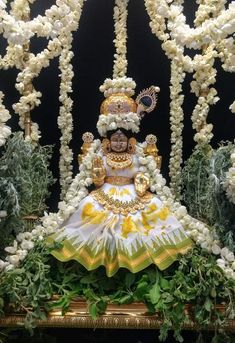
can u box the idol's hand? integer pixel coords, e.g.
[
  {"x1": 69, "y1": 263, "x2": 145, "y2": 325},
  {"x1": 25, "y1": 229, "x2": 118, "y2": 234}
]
[
  {"x1": 92, "y1": 156, "x2": 106, "y2": 187},
  {"x1": 134, "y1": 172, "x2": 150, "y2": 197}
]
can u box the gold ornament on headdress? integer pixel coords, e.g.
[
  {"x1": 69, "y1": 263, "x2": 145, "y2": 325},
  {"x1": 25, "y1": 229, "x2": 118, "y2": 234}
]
[{"x1": 100, "y1": 93, "x2": 137, "y2": 116}]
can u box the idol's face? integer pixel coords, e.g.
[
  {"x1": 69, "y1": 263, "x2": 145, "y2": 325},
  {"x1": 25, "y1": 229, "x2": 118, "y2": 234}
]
[{"x1": 110, "y1": 130, "x2": 128, "y2": 152}]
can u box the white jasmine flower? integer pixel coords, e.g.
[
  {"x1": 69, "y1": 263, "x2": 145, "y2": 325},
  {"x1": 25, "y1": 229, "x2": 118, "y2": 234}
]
[{"x1": 21, "y1": 240, "x2": 34, "y2": 250}]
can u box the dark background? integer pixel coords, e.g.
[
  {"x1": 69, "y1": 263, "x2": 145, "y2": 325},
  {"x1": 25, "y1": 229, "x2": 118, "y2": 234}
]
[
  {"x1": 0, "y1": 1, "x2": 234, "y2": 341},
  {"x1": 0, "y1": 0, "x2": 234, "y2": 209}
]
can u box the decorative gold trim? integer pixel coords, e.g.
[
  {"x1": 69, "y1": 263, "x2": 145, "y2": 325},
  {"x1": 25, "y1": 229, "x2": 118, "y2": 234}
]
[
  {"x1": 91, "y1": 188, "x2": 153, "y2": 215},
  {"x1": 105, "y1": 176, "x2": 133, "y2": 186},
  {"x1": 1, "y1": 302, "x2": 235, "y2": 331}
]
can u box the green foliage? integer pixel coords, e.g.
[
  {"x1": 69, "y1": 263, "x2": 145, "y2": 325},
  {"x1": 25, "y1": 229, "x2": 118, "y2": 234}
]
[
  {"x1": 0, "y1": 243, "x2": 234, "y2": 342},
  {"x1": 0, "y1": 133, "x2": 54, "y2": 254},
  {"x1": 182, "y1": 143, "x2": 235, "y2": 251}
]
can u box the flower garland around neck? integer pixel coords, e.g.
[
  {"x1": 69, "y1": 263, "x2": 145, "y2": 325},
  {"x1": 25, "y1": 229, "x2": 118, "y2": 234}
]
[
  {"x1": 223, "y1": 147, "x2": 235, "y2": 205},
  {"x1": 136, "y1": 142, "x2": 235, "y2": 280},
  {"x1": 113, "y1": 0, "x2": 129, "y2": 78},
  {"x1": 0, "y1": 139, "x2": 101, "y2": 272},
  {"x1": 11, "y1": 0, "x2": 85, "y2": 144}
]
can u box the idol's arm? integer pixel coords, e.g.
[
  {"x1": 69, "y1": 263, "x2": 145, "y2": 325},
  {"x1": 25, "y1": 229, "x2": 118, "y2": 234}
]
[
  {"x1": 134, "y1": 172, "x2": 150, "y2": 197},
  {"x1": 92, "y1": 156, "x2": 106, "y2": 188}
]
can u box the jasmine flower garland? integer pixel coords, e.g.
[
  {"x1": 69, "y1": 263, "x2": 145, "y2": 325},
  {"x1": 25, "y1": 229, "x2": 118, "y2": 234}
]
[
  {"x1": 0, "y1": 92, "x2": 11, "y2": 146},
  {"x1": 113, "y1": 0, "x2": 129, "y2": 78}
]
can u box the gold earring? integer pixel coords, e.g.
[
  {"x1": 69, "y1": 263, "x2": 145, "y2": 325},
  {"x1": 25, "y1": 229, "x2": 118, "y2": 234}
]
[
  {"x1": 102, "y1": 138, "x2": 111, "y2": 155},
  {"x1": 128, "y1": 137, "x2": 137, "y2": 154}
]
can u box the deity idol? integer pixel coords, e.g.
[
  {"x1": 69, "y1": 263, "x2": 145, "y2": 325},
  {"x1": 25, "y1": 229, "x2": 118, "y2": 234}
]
[{"x1": 48, "y1": 83, "x2": 192, "y2": 277}]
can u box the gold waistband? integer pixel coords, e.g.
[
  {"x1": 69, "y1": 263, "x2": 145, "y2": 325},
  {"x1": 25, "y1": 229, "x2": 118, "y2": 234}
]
[{"x1": 105, "y1": 176, "x2": 133, "y2": 186}]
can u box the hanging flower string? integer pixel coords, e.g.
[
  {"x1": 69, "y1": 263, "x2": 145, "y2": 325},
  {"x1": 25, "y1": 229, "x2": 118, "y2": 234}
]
[
  {"x1": 113, "y1": 0, "x2": 129, "y2": 78},
  {"x1": 168, "y1": 59, "x2": 185, "y2": 198},
  {"x1": 0, "y1": 92, "x2": 11, "y2": 146},
  {"x1": 144, "y1": 0, "x2": 235, "y2": 196},
  {"x1": 2, "y1": 0, "x2": 85, "y2": 144},
  {"x1": 58, "y1": 31, "x2": 74, "y2": 199}
]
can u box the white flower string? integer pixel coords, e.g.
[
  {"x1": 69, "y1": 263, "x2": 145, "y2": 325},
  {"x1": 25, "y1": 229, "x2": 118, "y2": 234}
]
[
  {"x1": 58, "y1": 33, "x2": 74, "y2": 199},
  {"x1": 3, "y1": 0, "x2": 85, "y2": 144},
  {"x1": 191, "y1": 45, "x2": 219, "y2": 145},
  {"x1": 97, "y1": 112, "x2": 140, "y2": 137},
  {"x1": 168, "y1": 59, "x2": 185, "y2": 198},
  {"x1": 113, "y1": 0, "x2": 129, "y2": 78},
  {"x1": 144, "y1": 0, "x2": 235, "y2": 194},
  {"x1": 0, "y1": 91, "x2": 11, "y2": 146}
]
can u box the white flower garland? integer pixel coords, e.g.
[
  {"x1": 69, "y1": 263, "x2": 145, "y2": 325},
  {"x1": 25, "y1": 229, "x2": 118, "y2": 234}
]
[
  {"x1": 168, "y1": 59, "x2": 185, "y2": 198},
  {"x1": 223, "y1": 147, "x2": 235, "y2": 205},
  {"x1": 97, "y1": 112, "x2": 140, "y2": 137},
  {"x1": 58, "y1": 33, "x2": 74, "y2": 199},
  {"x1": 136, "y1": 142, "x2": 235, "y2": 280},
  {"x1": 0, "y1": 139, "x2": 101, "y2": 271},
  {"x1": 0, "y1": 91, "x2": 11, "y2": 146},
  {"x1": 8, "y1": 0, "x2": 85, "y2": 144},
  {"x1": 191, "y1": 46, "x2": 219, "y2": 145},
  {"x1": 145, "y1": 0, "x2": 235, "y2": 193},
  {"x1": 99, "y1": 77, "x2": 136, "y2": 98},
  {"x1": 113, "y1": 0, "x2": 129, "y2": 78},
  {"x1": 0, "y1": 0, "x2": 81, "y2": 45}
]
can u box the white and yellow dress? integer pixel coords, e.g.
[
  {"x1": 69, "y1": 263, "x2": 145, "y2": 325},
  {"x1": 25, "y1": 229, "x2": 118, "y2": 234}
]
[{"x1": 48, "y1": 153, "x2": 192, "y2": 277}]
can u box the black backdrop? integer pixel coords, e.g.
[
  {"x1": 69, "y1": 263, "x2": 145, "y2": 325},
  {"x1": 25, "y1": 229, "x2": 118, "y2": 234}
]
[{"x1": 0, "y1": 0, "x2": 234, "y2": 210}]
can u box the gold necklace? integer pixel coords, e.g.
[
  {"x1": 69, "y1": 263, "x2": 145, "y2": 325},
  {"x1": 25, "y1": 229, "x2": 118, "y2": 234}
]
[{"x1": 106, "y1": 152, "x2": 133, "y2": 170}]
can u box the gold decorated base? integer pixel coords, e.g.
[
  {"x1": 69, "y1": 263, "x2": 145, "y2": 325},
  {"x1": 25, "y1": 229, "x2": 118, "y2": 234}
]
[{"x1": 1, "y1": 300, "x2": 235, "y2": 331}]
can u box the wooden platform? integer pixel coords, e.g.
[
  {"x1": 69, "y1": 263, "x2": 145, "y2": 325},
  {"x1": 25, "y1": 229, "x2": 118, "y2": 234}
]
[{"x1": 1, "y1": 301, "x2": 235, "y2": 330}]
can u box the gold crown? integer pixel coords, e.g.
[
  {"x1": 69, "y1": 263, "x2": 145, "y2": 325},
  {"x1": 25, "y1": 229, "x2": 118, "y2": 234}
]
[{"x1": 100, "y1": 93, "x2": 137, "y2": 115}]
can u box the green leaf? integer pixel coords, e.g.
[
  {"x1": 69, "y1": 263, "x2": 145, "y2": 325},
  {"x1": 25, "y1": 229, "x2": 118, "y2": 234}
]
[
  {"x1": 160, "y1": 277, "x2": 170, "y2": 290},
  {"x1": 125, "y1": 273, "x2": 135, "y2": 289},
  {"x1": 204, "y1": 297, "x2": 213, "y2": 312},
  {"x1": 118, "y1": 294, "x2": 133, "y2": 304},
  {"x1": 134, "y1": 281, "x2": 148, "y2": 299},
  {"x1": 96, "y1": 299, "x2": 107, "y2": 314},
  {"x1": 89, "y1": 303, "x2": 98, "y2": 319},
  {"x1": 149, "y1": 283, "x2": 161, "y2": 305}
]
